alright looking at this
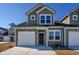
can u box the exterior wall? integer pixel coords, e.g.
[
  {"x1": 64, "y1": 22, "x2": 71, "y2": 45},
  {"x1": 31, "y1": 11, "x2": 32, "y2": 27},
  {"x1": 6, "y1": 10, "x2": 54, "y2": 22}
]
[
  {"x1": 27, "y1": 6, "x2": 55, "y2": 25},
  {"x1": 4, "y1": 36, "x2": 10, "y2": 42},
  {"x1": 0, "y1": 29, "x2": 7, "y2": 34},
  {"x1": 64, "y1": 27, "x2": 79, "y2": 47},
  {"x1": 37, "y1": 8, "x2": 54, "y2": 25},
  {"x1": 48, "y1": 27, "x2": 64, "y2": 46},
  {"x1": 70, "y1": 13, "x2": 79, "y2": 25},
  {"x1": 28, "y1": 5, "x2": 44, "y2": 25},
  {"x1": 9, "y1": 28, "x2": 15, "y2": 35},
  {"x1": 14, "y1": 26, "x2": 64, "y2": 46},
  {"x1": 61, "y1": 16, "x2": 70, "y2": 24}
]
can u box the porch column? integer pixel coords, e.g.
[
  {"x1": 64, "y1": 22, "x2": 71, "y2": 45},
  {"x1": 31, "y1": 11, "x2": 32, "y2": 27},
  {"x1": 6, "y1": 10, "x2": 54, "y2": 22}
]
[{"x1": 46, "y1": 28, "x2": 48, "y2": 46}]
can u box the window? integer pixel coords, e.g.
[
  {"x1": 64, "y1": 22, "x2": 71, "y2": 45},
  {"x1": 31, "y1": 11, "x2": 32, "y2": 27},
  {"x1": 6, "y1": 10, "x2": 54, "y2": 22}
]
[
  {"x1": 72, "y1": 15, "x2": 78, "y2": 20},
  {"x1": 46, "y1": 16, "x2": 51, "y2": 23},
  {"x1": 39, "y1": 14, "x2": 52, "y2": 24},
  {"x1": 30, "y1": 15, "x2": 35, "y2": 20},
  {"x1": 40, "y1": 16, "x2": 45, "y2": 23},
  {"x1": 55, "y1": 31, "x2": 60, "y2": 40},
  {"x1": 49, "y1": 30, "x2": 61, "y2": 41},
  {"x1": 49, "y1": 31, "x2": 54, "y2": 40}
]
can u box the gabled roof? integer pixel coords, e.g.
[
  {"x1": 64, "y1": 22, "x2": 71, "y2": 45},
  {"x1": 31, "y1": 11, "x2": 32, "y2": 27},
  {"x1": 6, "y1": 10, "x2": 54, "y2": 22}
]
[
  {"x1": 26, "y1": 3, "x2": 56, "y2": 14},
  {"x1": 60, "y1": 6, "x2": 79, "y2": 22},
  {"x1": 36, "y1": 6, "x2": 55, "y2": 14},
  {"x1": 15, "y1": 22, "x2": 27, "y2": 27},
  {"x1": 0, "y1": 27, "x2": 7, "y2": 30},
  {"x1": 26, "y1": 3, "x2": 44, "y2": 14}
]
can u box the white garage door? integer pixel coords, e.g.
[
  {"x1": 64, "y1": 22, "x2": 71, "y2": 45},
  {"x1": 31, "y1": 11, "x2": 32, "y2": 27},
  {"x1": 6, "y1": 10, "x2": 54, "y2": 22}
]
[
  {"x1": 18, "y1": 31, "x2": 35, "y2": 46},
  {"x1": 69, "y1": 31, "x2": 79, "y2": 47}
]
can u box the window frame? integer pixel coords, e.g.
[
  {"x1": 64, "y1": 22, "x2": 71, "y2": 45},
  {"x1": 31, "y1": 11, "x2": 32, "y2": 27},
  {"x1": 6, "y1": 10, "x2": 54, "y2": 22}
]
[
  {"x1": 72, "y1": 15, "x2": 78, "y2": 20},
  {"x1": 55, "y1": 31, "x2": 61, "y2": 40},
  {"x1": 48, "y1": 30, "x2": 61, "y2": 41},
  {"x1": 30, "y1": 15, "x2": 35, "y2": 20},
  {"x1": 49, "y1": 31, "x2": 54, "y2": 40},
  {"x1": 39, "y1": 14, "x2": 52, "y2": 25}
]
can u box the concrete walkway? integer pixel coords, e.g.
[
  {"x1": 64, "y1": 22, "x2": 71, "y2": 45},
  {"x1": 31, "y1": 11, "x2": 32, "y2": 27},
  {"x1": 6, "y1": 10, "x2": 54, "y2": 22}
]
[{"x1": 0, "y1": 46, "x2": 57, "y2": 55}]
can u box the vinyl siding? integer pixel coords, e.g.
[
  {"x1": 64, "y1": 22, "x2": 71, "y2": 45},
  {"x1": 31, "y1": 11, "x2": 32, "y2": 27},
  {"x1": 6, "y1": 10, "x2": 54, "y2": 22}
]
[
  {"x1": 28, "y1": 5, "x2": 44, "y2": 25},
  {"x1": 48, "y1": 27, "x2": 64, "y2": 46},
  {"x1": 70, "y1": 14, "x2": 79, "y2": 25},
  {"x1": 61, "y1": 16, "x2": 70, "y2": 24},
  {"x1": 37, "y1": 8, "x2": 54, "y2": 25}
]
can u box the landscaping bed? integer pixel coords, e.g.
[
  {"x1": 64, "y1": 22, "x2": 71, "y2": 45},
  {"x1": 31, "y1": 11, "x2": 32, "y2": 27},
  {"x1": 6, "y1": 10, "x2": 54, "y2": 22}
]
[
  {"x1": 53, "y1": 46, "x2": 79, "y2": 55},
  {"x1": 0, "y1": 42, "x2": 15, "y2": 52}
]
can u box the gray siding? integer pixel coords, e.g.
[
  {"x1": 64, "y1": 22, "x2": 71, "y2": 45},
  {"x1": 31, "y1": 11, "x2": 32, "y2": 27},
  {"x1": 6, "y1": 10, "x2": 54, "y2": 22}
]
[
  {"x1": 38, "y1": 8, "x2": 54, "y2": 25},
  {"x1": 28, "y1": 5, "x2": 44, "y2": 25},
  {"x1": 70, "y1": 13, "x2": 79, "y2": 25},
  {"x1": 27, "y1": 6, "x2": 55, "y2": 25},
  {"x1": 48, "y1": 27, "x2": 64, "y2": 46}
]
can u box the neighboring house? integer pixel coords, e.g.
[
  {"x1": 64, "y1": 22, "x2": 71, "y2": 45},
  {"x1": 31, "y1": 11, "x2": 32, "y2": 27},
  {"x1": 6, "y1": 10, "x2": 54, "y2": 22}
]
[
  {"x1": 0, "y1": 27, "x2": 9, "y2": 41},
  {"x1": 0, "y1": 27, "x2": 14, "y2": 42},
  {"x1": 13, "y1": 3, "x2": 79, "y2": 47}
]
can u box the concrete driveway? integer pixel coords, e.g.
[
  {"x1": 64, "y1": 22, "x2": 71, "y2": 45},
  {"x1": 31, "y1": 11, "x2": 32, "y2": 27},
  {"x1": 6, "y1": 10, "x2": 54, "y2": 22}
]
[{"x1": 0, "y1": 46, "x2": 57, "y2": 55}]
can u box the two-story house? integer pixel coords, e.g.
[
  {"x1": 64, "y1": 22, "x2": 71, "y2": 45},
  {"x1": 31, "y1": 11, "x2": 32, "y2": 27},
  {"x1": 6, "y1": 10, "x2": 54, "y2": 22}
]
[{"x1": 14, "y1": 3, "x2": 79, "y2": 48}]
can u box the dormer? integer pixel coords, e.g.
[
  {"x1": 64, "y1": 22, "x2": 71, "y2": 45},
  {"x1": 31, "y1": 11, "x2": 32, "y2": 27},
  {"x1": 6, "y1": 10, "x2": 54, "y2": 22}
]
[{"x1": 26, "y1": 3, "x2": 56, "y2": 25}]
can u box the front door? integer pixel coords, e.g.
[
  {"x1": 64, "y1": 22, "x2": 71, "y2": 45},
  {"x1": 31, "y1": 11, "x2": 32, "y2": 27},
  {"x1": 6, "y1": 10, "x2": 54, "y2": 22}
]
[{"x1": 38, "y1": 33, "x2": 45, "y2": 45}]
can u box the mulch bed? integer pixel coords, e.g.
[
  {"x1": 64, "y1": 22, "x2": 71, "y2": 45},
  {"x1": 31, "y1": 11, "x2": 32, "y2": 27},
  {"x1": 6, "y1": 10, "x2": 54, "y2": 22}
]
[
  {"x1": 52, "y1": 46, "x2": 79, "y2": 55},
  {"x1": 0, "y1": 42, "x2": 15, "y2": 52}
]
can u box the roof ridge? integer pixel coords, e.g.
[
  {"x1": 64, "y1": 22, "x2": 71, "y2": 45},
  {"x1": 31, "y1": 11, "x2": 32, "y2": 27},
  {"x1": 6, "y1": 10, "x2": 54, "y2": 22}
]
[{"x1": 26, "y1": 3, "x2": 45, "y2": 14}]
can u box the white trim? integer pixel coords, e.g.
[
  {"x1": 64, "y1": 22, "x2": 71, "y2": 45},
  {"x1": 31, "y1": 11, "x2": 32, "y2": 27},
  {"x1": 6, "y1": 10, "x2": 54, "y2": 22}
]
[
  {"x1": 36, "y1": 6, "x2": 55, "y2": 14},
  {"x1": 64, "y1": 27, "x2": 79, "y2": 29},
  {"x1": 48, "y1": 30, "x2": 61, "y2": 41},
  {"x1": 64, "y1": 27, "x2": 79, "y2": 46},
  {"x1": 46, "y1": 28, "x2": 48, "y2": 46},
  {"x1": 13, "y1": 26, "x2": 63, "y2": 30},
  {"x1": 39, "y1": 14, "x2": 52, "y2": 25},
  {"x1": 27, "y1": 4, "x2": 43, "y2": 14},
  {"x1": 14, "y1": 29, "x2": 17, "y2": 46},
  {"x1": 37, "y1": 30, "x2": 38, "y2": 45},
  {"x1": 64, "y1": 28, "x2": 66, "y2": 46},
  {"x1": 72, "y1": 14, "x2": 78, "y2": 20},
  {"x1": 30, "y1": 15, "x2": 35, "y2": 20}
]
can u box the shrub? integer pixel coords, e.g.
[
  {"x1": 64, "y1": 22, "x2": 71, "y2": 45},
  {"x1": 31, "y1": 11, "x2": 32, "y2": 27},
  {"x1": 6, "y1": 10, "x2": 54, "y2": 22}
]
[{"x1": 54, "y1": 43, "x2": 60, "y2": 47}]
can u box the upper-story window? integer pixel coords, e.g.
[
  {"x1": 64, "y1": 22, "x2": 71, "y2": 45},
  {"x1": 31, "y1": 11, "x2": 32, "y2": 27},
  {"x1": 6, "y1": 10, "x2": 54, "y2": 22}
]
[
  {"x1": 72, "y1": 15, "x2": 78, "y2": 20},
  {"x1": 39, "y1": 14, "x2": 52, "y2": 24},
  {"x1": 30, "y1": 15, "x2": 35, "y2": 20}
]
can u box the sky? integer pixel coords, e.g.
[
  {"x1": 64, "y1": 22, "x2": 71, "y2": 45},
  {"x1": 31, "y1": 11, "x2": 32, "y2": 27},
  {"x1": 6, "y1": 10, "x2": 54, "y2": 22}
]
[{"x1": 0, "y1": 3, "x2": 79, "y2": 28}]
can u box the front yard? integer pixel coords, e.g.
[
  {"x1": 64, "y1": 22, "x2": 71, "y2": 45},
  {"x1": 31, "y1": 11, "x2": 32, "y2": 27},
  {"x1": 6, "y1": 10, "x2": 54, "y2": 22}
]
[
  {"x1": 0, "y1": 42, "x2": 15, "y2": 52},
  {"x1": 53, "y1": 47, "x2": 79, "y2": 55},
  {"x1": 0, "y1": 42, "x2": 79, "y2": 55}
]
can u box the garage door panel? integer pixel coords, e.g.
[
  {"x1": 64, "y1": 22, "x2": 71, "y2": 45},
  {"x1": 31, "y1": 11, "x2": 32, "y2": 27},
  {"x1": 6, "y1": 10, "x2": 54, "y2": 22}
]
[
  {"x1": 18, "y1": 31, "x2": 35, "y2": 46},
  {"x1": 69, "y1": 31, "x2": 79, "y2": 47}
]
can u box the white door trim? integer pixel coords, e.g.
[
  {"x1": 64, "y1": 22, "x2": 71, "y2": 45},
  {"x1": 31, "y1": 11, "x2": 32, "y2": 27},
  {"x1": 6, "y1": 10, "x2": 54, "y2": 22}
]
[{"x1": 38, "y1": 31, "x2": 45, "y2": 46}]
